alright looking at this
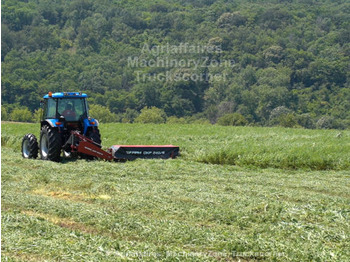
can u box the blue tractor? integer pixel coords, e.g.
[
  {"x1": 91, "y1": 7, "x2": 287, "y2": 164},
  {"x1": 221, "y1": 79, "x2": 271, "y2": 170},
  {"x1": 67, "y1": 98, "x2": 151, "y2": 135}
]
[{"x1": 21, "y1": 92, "x2": 101, "y2": 161}]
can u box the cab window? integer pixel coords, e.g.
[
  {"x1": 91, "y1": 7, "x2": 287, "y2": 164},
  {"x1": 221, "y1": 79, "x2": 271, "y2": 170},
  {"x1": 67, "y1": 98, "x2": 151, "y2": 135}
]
[
  {"x1": 57, "y1": 98, "x2": 86, "y2": 121},
  {"x1": 45, "y1": 98, "x2": 57, "y2": 118}
]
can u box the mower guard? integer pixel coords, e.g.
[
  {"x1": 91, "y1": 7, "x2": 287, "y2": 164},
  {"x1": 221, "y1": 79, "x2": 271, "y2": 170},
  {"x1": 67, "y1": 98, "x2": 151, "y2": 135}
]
[{"x1": 110, "y1": 145, "x2": 179, "y2": 160}]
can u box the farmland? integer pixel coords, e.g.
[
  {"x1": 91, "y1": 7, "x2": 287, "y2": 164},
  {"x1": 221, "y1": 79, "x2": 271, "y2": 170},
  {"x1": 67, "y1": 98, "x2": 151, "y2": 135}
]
[{"x1": 2, "y1": 122, "x2": 350, "y2": 261}]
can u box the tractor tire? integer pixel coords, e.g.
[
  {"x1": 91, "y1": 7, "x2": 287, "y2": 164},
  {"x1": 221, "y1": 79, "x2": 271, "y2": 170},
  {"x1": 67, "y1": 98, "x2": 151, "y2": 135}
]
[
  {"x1": 87, "y1": 128, "x2": 102, "y2": 147},
  {"x1": 80, "y1": 128, "x2": 102, "y2": 160},
  {"x1": 40, "y1": 125, "x2": 62, "y2": 162},
  {"x1": 22, "y1": 133, "x2": 39, "y2": 159}
]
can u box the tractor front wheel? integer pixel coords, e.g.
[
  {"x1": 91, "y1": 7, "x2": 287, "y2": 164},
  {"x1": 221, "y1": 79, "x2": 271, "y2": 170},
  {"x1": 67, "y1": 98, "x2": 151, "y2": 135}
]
[
  {"x1": 40, "y1": 125, "x2": 62, "y2": 162},
  {"x1": 22, "y1": 133, "x2": 39, "y2": 159}
]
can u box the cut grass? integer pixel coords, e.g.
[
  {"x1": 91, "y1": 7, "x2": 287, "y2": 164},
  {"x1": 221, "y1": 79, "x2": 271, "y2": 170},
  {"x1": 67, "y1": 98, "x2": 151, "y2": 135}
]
[{"x1": 2, "y1": 122, "x2": 350, "y2": 261}]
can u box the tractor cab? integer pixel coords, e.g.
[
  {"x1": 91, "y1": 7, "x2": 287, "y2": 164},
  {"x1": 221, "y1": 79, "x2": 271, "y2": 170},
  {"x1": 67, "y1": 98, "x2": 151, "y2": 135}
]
[{"x1": 41, "y1": 92, "x2": 98, "y2": 135}]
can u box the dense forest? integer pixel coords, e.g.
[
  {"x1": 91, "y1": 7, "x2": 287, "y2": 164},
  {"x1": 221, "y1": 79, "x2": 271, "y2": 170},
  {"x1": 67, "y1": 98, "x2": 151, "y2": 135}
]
[{"x1": 2, "y1": 0, "x2": 350, "y2": 128}]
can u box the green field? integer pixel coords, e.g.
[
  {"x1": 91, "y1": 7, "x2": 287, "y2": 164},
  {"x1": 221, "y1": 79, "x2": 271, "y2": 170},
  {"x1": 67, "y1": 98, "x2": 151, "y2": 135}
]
[{"x1": 2, "y1": 122, "x2": 350, "y2": 261}]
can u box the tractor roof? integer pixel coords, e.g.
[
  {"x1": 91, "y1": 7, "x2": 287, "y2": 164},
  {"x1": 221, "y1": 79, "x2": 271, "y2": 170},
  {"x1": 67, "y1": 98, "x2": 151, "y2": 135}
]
[{"x1": 43, "y1": 92, "x2": 88, "y2": 99}]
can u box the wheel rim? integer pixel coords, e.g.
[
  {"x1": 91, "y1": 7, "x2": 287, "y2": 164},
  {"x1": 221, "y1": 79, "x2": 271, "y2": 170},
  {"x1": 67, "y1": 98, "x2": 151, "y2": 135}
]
[
  {"x1": 41, "y1": 135, "x2": 49, "y2": 158},
  {"x1": 23, "y1": 140, "x2": 29, "y2": 158}
]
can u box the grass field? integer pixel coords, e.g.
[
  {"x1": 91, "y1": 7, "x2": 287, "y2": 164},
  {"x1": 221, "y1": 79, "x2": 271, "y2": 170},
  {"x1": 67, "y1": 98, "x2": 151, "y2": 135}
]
[{"x1": 2, "y1": 122, "x2": 350, "y2": 261}]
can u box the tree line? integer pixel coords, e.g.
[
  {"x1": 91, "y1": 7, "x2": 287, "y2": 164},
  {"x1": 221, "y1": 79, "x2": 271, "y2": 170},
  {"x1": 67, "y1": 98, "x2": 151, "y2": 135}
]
[{"x1": 2, "y1": 0, "x2": 349, "y2": 129}]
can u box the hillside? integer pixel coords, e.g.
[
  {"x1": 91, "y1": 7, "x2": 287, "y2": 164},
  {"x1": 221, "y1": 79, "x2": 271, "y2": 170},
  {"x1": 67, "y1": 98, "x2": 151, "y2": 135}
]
[{"x1": 2, "y1": 0, "x2": 350, "y2": 128}]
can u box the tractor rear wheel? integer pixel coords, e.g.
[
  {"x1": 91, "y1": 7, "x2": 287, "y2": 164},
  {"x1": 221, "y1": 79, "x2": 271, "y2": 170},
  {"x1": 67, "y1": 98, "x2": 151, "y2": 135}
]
[
  {"x1": 40, "y1": 125, "x2": 62, "y2": 162},
  {"x1": 22, "y1": 133, "x2": 39, "y2": 159},
  {"x1": 87, "y1": 128, "x2": 101, "y2": 146}
]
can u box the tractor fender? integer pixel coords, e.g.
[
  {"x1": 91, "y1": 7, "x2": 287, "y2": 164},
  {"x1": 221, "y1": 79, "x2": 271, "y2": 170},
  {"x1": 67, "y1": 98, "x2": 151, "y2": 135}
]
[{"x1": 83, "y1": 118, "x2": 98, "y2": 135}]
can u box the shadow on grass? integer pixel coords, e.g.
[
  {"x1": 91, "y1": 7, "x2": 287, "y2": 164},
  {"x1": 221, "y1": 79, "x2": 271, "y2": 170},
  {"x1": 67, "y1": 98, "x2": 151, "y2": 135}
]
[{"x1": 59, "y1": 156, "x2": 128, "y2": 164}]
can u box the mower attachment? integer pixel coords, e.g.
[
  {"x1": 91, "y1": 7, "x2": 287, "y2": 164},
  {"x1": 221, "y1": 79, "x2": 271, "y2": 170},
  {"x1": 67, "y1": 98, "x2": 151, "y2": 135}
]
[
  {"x1": 67, "y1": 131, "x2": 179, "y2": 161},
  {"x1": 69, "y1": 131, "x2": 114, "y2": 161},
  {"x1": 110, "y1": 145, "x2": 180, "y2": 160}
]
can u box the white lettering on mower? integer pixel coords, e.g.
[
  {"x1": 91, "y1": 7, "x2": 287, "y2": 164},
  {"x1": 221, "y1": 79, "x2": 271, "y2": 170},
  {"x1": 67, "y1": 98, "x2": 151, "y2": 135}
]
[
  {"x1": 126, "y1": 151, "x2": 143, "y2": 155},
  {"x1": 84, "y1": 146, "x2": 104, "y2": 156},
  {"x1": 142, "y1": 151, "x2": 165, "y2": 155},
  {"x1": 125, "y1": 150, "x2": 166, "y2": 155},
  {"x1": 152, "y1": 151, "x2": 165, "y2": 155}
]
